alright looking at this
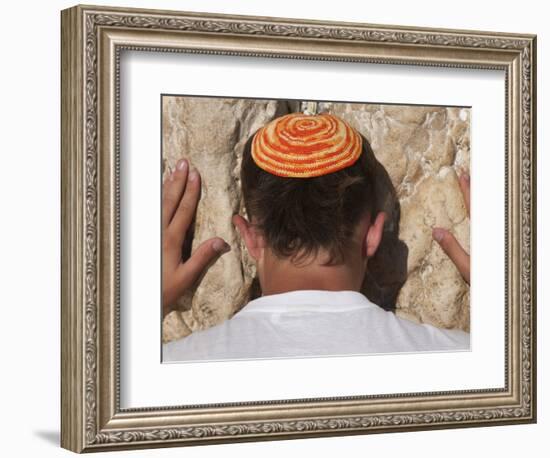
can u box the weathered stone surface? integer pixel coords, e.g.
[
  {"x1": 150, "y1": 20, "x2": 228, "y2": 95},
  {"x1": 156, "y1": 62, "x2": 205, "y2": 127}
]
[
  {"x1": 162, "y1": 96, "x2": 294, "y2": 343},
  {"x1": 330, "y1": 103, "x2": 470, "y2": 331},
  {"x1": 162, "y1": 97, "x2": 470, "y2": 343}
]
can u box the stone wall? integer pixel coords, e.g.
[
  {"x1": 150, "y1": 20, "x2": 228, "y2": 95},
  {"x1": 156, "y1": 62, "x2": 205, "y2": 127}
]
[{"x1": 162, "y1": 96, "x2": 470, "y2": 343}]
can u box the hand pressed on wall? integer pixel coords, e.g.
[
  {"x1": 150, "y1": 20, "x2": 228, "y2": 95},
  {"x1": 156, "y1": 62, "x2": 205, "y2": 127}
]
[
  {"x1": 432, "y1": 170, "x2": 471, "y2": 284},
  {"x1": 162, "y1": 159, "x2": 231, "y2": 318}
]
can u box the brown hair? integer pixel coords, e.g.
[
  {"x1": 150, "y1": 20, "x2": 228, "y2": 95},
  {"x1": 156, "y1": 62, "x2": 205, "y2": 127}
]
[{"x1": 240, "y1": 129, "x2": 377, "y2": 266}]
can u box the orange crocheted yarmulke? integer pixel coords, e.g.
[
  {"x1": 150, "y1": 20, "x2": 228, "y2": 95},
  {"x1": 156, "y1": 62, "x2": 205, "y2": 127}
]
[{"x1": 251, "y1": 113, "x2": 363, "y2": 178}]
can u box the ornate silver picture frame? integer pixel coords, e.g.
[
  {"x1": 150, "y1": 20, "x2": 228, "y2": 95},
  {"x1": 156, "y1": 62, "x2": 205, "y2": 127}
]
[{"x1": 61, "y1": 4, "x2": 536, "y2": 453}]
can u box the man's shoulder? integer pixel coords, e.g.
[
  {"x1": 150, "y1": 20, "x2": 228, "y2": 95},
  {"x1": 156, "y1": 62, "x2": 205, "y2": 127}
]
[
  {"x1": 382, "y1": 309, "x2": 470, "y2": 349},
  {"x1": 162, "y1": 312, "x2": 271, "y2": 361},
  {"x1": 162, "y1": 296, "x2": 470, "y2": 361}
]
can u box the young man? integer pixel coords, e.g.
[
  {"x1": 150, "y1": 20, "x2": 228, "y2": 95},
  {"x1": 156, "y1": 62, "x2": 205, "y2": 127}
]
[{"x1": 162, "y1": 113, "x2": 470, "y2": 362}]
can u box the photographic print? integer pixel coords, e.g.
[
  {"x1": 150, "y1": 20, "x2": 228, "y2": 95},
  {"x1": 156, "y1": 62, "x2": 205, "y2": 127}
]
[{"x1": 161, "y1": 96, "x2": 471, "y2": 362}]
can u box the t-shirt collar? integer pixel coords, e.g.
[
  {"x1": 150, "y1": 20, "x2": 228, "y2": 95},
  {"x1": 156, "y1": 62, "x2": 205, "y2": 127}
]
[{"x1": 238, "y1": 289, "x2": 377, "y2": 314}]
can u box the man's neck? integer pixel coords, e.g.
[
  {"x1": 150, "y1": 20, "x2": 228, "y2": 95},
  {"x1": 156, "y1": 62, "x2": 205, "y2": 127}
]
[{"x1": 259, "y1": 251, "x2": 365, "y2": 296}]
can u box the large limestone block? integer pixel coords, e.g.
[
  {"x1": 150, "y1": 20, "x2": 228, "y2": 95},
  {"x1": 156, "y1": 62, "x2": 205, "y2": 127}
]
[
  {"x1": 396, "y1": 167, "x2": 470, "y2": 330},
  {"x1": 161, "y1": 96, "x2": 293, "y2": 343},
  {"x1": 331, "y1": 103, "x2": 470, "y2": 331}
]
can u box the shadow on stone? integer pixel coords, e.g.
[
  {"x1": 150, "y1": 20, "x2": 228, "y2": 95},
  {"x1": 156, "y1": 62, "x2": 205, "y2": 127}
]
[{"x1": 361, "y1": 136, "x2": 408, "y2": 312}]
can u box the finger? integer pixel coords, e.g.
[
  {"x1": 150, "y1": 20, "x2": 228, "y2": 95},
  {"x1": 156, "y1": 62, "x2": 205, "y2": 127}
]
[
  {"x1": 168, "y1": 167, "x2": 201, "y2": 245},
  {"x1": 458, "y1": 170, "x2": 470, "y2": 217},
  {"x1": 432, "y1": 227, "x2": 470, "y2": 284},
  {"x1": 162, "y1": 159, "x2": 188, "y2": 229},
  {"x1": 176, "y1": 237, "x2": 230, "y2": 290}
]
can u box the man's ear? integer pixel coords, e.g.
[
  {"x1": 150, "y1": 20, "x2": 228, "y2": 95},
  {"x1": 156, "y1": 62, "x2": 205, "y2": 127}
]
[
  {"x1": 364, "y1": 211, "x2": 386, "y2": 258},
  {"x1": 232, "y1": 214, "x2": 263, "y2": 261}
]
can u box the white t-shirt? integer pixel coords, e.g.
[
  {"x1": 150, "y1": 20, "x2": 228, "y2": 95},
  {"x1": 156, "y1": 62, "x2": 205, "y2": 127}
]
[{"x1": 162, "y1": 290, "x2": 470, "y2": 362}]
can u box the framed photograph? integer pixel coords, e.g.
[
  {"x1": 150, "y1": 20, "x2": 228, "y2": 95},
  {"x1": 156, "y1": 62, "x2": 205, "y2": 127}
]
[{"x1": 61, "y1": 4, "x2": 537, "y2": 453}]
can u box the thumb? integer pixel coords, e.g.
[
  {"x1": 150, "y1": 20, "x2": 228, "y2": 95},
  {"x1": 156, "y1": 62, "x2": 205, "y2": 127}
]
[
  {"x1": 176, "y1": 237, "x2": 230, "y2": 289},
  {"x1": 432, "y1": 227, "x2": 470, "y2": 284}
]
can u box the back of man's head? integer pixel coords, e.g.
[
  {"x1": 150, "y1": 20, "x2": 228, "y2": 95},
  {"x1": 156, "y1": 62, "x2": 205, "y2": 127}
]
[{"x1": 240, "y1": 130, "x2": 376, "y2": 266}]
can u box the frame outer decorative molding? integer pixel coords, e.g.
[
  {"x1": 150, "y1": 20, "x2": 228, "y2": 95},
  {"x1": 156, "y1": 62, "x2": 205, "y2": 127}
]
[{"x1": 61, "y1": 4, "x2": 536, "y2": 453}]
